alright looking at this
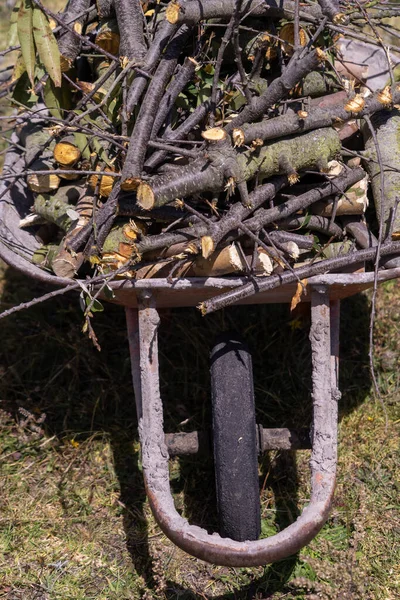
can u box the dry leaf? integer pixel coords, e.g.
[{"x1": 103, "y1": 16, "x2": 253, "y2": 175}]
[{"x1": 290, "y1": 279, "x2": 307, "y2": 311}]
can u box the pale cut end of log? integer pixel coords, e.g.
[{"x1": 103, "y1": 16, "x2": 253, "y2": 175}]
[
  {"x1": 123, "y1": 223, "x2": 138, "y2": 241},
  {"x1": 326, "y1": 160, "x2": 344, "y2": 177},
  {"x1": 184, "y1": 241, "x2": 200, "y2": 255},
  {"x1": 201, "y1": 235, "x2": 215, "y2": 259},
  {"x1": 377, "y1": 86, "x2": 392, "y2": 108},
  {"x1": 135, "y1": 259, "x2": 193, "y2": 279},
  {"x1": 137, "y1": 182, "x2": 155, "y2": 210},
  {"x1": 297, "y1": 110, "x2": 308, "y2": 119},
  {"x1": 19, "y1": 213, "x2": 46, "y2": 228},
  {"x1": 333, "y1": 12, "x2": 349, "y2": 25},
  {"x1": 284, "y1": 242, "x2": 300, "y2": 260},
  {"x1": 279, "y1": 23, "x2": 308, "y2": 56},
  {"x1": 74, "y1": 22, "x2": 83, "y2": 35},
  {"x1": 27, "y1": 173, "x2": 61, "y2": 193},
  {"x1": 123, "y1": 220, "x2": 147, "y2": 239},
  {"x1": 120, "y1": 56, "x2": 130, "y2": 69},
  {"x1": 193, "y1": 243, "x2": 245, "y2": 277},
  {"x1": 201, "y1": 127, "x2": 227, "y2": 142},
  {"x1": 166, "y1": 1, "x2": 181, "y2": 23},
  {"x1": 89, "y1": 168, "x2": 116, "y2": 197},
  {"x1": 312, "y1": 175, "x2": 369, "y2": 217},
  {"x1": 54, "y1": 141, "x2": 81, "y2": 167},
  {"x1": 232, "y1": 130, "x2": 245, "y2": 147},
  {"x1": 121, "y1": 177, "x2": 141, "y2": 192},
  {"x1": 251, "y1": 138, "x2": 264, "y2": 152},
  {"x1": 188, "y1": 56, "x2": 201, "y2": 69},
  {"x1": 254, "y1": 249, "x2": 273, "y2": 276},
  {"x1": 101, "y1": 252, "x2": 131, "y2": 270},
  {"x1": 344, "y1": 94, "x2": 365, "y2": 113},
  {"x1": 232, "y1": 129, "x2": 245, "y2": 147}
]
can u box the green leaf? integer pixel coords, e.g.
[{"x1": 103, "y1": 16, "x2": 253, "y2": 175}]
[
  {"x1": 107, "y1": 95, "x2": 121, "y2": 122},
  {"x1": 32, "y1": 7, "x2": 61, "y2": 87},
  {"x1": 12, "y1": 71, "x2": 38, "y2": 108},
  {"x1": 73, "y1": 133, "x2": 91, "y2": 160},
  {"x1": 43, "y1": 78, "x2": 62, "y2": 119},
  {"x1": 17, "y1": 0, "x2": 35, "y2": 87},
  {"x1": 301, "y1": 213, "x2": 312, "y2": 229},
  {"x1": 91, "y1": 137, "x2": 113, "y2": 168},
  {"x1": 85, "y1": 296, "x2": 104, "y2": 313},
  {"x1": 7, "y1": 0, "x2": 22, "y2": 47},
  {"x1": 260, "y1": 519, "x2": 278, "y2": 539},
  {"x1": 228, "y1": 90, "x2": 246, "y2": 112},
  {"x1": 34, "y1": 63, "x2": 45, "y2": 82},
  {"x1": 43, "y1": 78, "x2": 72, "y2": 119},
  {"x1": 391, "y1": 64, "x2": 400, "y2": 84},
  {"x1": 11, "y1": 53, "x2": 26, "y2": 84},
  {"x1": 102, "y1": 284, "x2": 115, "y2": 300}
]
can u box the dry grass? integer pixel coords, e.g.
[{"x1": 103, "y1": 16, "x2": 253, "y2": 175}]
[
  {"x1": 0, "y1": 255, "x2": 399, "y2": 599},
  {"x1": 0, "y1": 2, "x2": 399, "y2": 598}
]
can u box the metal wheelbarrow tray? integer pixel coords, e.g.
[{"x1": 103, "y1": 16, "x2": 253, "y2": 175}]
[{"x1": 1, "y1": 142, "x2": 400, "y2": 567}]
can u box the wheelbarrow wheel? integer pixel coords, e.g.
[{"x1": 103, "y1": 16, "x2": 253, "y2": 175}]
[{"x1": 210, "y1": 332, "x2": 261, "y2": 542}]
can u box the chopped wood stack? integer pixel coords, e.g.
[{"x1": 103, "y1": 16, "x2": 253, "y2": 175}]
[{"x1": 3, "y1": 0, "x2": 400, "y2": 313}]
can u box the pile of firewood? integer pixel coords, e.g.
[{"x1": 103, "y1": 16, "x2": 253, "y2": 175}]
[{"x1": 3, "y1": 0, "x2": 400, "y2": 313}]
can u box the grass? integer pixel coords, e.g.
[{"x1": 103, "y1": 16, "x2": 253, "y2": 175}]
[
  {"x1": 0, "y1": 257, "x2": 399, "y2": 599},
  {"x1": 1, "y1": 3, "x2": 399, "y2": 598}
]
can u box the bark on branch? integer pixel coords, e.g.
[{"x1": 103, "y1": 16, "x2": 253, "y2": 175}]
[{"x1": 137, "y1": 127, "x2": 341, "y2": 209}]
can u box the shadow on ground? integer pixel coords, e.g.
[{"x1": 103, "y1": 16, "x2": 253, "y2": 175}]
[{"x1": 0, "y1": 264, "x2": 372, "y2": 598}]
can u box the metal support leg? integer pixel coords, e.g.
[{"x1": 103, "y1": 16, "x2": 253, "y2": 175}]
[{"x1": 125, "y1": 287, "x2": 339, "y2": 567}]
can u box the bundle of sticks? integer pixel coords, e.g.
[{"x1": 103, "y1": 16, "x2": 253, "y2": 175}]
[{"x1": 4, "y1": 0, "x2": 400, "y2": 314}]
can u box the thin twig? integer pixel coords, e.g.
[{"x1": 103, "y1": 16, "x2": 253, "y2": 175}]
[{"x1": 363, "y1": 114, "x2": 388, "y2": 429}]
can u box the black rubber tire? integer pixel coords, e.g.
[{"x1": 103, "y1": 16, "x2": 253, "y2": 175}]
[{"x1": 210, "y1": 332, "x2": 261, "y2": 542}]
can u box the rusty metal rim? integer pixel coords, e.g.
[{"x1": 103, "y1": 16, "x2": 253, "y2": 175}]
[
  {"x1": 107, "y1": 269, "x2": 400, "y2": 290},
  {"x1": 126, "y1": 287, "x2": 340, "y2": 567}
]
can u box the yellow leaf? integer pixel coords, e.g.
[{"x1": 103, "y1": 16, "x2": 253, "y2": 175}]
[
  {"x1": 290, "y1": 279, "x2": 307, "y2": 311},
  {"x1": 289, "y1": 318, "x2": 302, "y2": 331}
]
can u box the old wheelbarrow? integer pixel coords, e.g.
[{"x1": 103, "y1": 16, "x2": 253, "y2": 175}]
[{"x1": 1, "y1": 139, "x2": 400, "y2": 567}]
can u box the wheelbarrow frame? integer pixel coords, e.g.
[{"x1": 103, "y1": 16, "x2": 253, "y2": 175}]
[
  {"x1": 124, "y1": 286, "x2": 339, "y2": 567},
  {"x1": 1, "y1": 138, "x2": 400, "y2": 566}
]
